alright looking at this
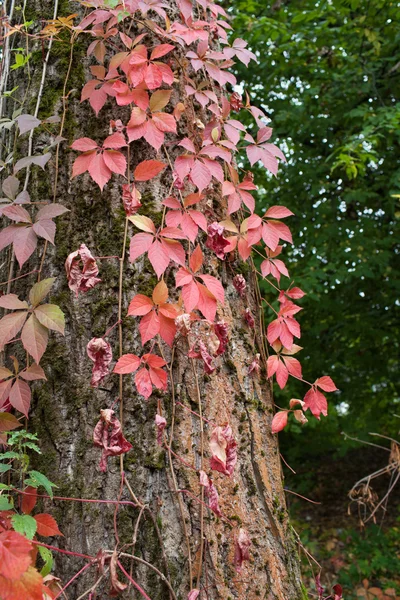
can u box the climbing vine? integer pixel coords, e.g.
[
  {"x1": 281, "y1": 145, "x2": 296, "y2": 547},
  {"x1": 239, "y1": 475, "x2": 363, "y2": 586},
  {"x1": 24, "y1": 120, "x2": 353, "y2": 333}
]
[{"x1": 0, "y1": 1, "x2": 340, "y2": 599}]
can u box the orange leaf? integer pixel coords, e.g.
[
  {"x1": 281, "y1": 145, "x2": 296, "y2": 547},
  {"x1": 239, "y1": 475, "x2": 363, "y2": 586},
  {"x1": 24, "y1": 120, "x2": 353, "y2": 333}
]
[
  {"x1": 134, "y1": 160, "x2": 166, "y2": 181},
  {"x1": 152, "y1": 280, "x2": 168, "y2": 305},
  {"x1": 0, "y1": 566, "x2": 43, "y2": 600},
  {"x1": 34, "y1": 514, "x2": 63, "y2": 537}
]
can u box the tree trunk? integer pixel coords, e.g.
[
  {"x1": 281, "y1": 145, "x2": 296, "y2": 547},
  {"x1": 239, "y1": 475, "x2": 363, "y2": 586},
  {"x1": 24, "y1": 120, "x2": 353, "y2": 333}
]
[{"x1": 0, "y1": 1, "x2": 305, "y2": 599}]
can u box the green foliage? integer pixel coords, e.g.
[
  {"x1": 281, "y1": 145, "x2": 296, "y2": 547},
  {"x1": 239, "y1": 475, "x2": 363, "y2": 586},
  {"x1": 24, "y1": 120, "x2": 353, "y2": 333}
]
[
  {"x1": 0, "y1": 430, "x2": 56, "y2": 499},
  {"x1": 231, "y1": 0, "x2": 400, "y2": 457},
  {"x1": 298, "y1": 520, "x2": 400, "y2": 598}
]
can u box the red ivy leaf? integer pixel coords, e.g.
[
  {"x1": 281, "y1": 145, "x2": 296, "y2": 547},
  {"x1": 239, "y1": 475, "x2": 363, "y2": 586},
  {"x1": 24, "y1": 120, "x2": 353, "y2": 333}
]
[
  {"x1": 315, "y1": 376, "x2": 338, "y2": 393},
  {"x1": 34, "y1": 514, "x2": 63, "y2": 537},
  {"x1": 135, "y1": 367, "x2": 152, "y2": 399},
  {"x1": 271, "y1": 411, "x2": 288, "y2": 433},
  {"x1": 134, "y1": 160, "x2": 166, "y2": 181},
  {"x1": 113, "y1": 354, "x2": 141, "y2": 374},
  {"x1": 303, "y1": 387, "x2": 328, "y2": 419}
]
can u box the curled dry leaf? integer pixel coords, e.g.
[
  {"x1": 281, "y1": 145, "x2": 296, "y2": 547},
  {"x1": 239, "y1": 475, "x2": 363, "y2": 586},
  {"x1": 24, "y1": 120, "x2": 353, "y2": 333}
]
[
  {"x1": 93, "y1": 408, "x2": 132, "y2": 472},
  {"x1": 155, "y1": 414, "x2": 166, "y2": 446},
  {"x1": 87, "y1": 338, "x2": 112, "y2": 387},
  {"x1": 234, "y1": 528, "x2": 251, "y2": 572},
  {"x1": 205, "y1": 222, "x2": 230, "y2": 259},
  {"x1": 65, "y1": 243, "x2": 101, "y2": 296},
  {"x1": 209, "y1": 425, "x2": 237, "y2": 476},
  {"x1": 213, "y1": 321, "x2": 228, "y2": 355},
  {"x1": 109, "y1": 550, "x2": 127, "y2": 595},
  {"x1": 233, "y1": 273, "x2": 246, "y2": 297}
]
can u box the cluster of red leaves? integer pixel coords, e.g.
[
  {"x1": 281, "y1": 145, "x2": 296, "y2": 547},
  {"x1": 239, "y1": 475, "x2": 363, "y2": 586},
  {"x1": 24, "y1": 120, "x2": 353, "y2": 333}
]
[
  {"x1": 0, "y1": 487, "x2": 62, "y2": 600},
  {"x1": 113, "y1": 352, "x2": 167, "y2": 399}
]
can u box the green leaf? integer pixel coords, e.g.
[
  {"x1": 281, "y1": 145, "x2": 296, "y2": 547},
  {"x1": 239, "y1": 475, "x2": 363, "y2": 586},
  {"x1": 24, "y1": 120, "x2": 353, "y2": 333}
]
[
  {"x1": 23, "y1": 441, "x2": 41, "y2": 454},
  {"x1": 0, "y1": 464, "x2": 12, "y2": 473},
  {"x1": 26, "y1": 470, "x2": 57, "y2": 499},
  {"x1": 38, "y1": 545, "x2": 53, "y2": 577},
  {"x1": 0, "y1": 496, "x2": 13, "y2": 510},
  {"x1": 34, "y1": 304, "x2": 65, "y2": 334},
  {"x1": 0, "y1": 451, "x2": 20, "y2": 460},
  {"x1": 29, "y1": 278, "x2": 56, "y2": 307},
  {"x1": 11, "y1": 513, "x2": 37, "y2": 540}
]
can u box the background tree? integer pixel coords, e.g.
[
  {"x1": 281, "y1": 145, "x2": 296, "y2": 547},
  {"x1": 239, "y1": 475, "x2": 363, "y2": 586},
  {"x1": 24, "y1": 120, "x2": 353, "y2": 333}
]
[{"x1": 231, "y1": 0, "x2": 399, "y2": 469}]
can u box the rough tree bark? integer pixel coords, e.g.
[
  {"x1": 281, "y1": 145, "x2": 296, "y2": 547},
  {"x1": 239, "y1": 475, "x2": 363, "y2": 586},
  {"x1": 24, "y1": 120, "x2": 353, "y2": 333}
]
[{"x1": 0, "y1": 1, "x2": 305, "y2": 599}]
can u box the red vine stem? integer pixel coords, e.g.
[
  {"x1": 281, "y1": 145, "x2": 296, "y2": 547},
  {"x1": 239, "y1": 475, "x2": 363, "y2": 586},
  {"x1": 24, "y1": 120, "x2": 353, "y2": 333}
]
[
  {"x1": 117, "y1": 561, "x2": 152, "y2": 600},
  {"x1": 14, "y1": 488, "x2": 139, "y2": 508},
  {"x1": 53, "y1": 563, "x2": 92, "y2": 599}
]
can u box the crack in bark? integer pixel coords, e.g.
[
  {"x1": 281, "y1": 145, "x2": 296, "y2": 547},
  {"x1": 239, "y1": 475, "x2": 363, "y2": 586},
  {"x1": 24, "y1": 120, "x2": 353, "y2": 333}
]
[{"x1": 245, "y1": 405, "x2": 280, "y2": 541}]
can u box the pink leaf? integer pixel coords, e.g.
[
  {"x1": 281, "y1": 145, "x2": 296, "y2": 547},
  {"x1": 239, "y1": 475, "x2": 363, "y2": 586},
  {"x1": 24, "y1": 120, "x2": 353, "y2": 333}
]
[
  {"x1": 198, "y1": 274, "x2": 224, "y2": 304},
  {"x1": 282, "y1": 356, "x2": 302, "y2": 380},
  {"x1": 13, "y1": 226, "x2": 37, "y2": 268},
  {"x1": 135, "y1": 368, "x2": 152, "y2": 399},
  {"x1": 148, "y1": 239, "x2": 170, "y2": 278},
  {"x1": 206, "y1": 481, "x2": 222, "y2": 517},
  {"x1": 264, "y1": 205, "x2": 294, "y2": 219},
  {"x1": 128, "y1": 294, "x2": 154, "y2": 316},
  {"x1": 139, "y1": 310, "x2": 160, "y2": 345},
  {"x1": 102, "y1": 132, "x2": 127, "y2": 149},
  {"x1": 102, "y1": 150, "x2": 127, "y2": 175},
  {"x1": 114, "y1": 354, "x2": 141, "y2": 374},
  {"x1": 181, "y1": 280, "x2": 200, "y2": 313},
  {"x1": 271, "y1": 411, "x2": 288, "y2": 433},
  {"x1": 72, "y1": 151, "x2": 96, "y2": 178},
  {"x1": 196, "y1": 283, "x2": 217, "y2": 322},
  {"x1": 71, "y1": 137, "x2": 98, "y2": 152},
  {"x1": 32, "y1": 219, "x2": 56, "y2": 244},
  {"x1": 149, "y1": 366, "x2": 167, "y2": 391},
  {"x1": 303, "y1": 387, "x2": 328, "y2": 419},
  {"x1": 20, "y1": 314, "x2": 48, "y2": 363},
  {"x1": 0, "y1": 294, "x2": 28, "y2": 310},
  {"x1": 88, "y1": 153, "x2": 111, "y2": 190},
  {"x1": 129, "y1": 232, "x2": 154, "y2": 262},
  {"x1": 209, "y1": 425, "x2": 237, "y2": 476},
  {"x1": 315, "y1": 376, "x2": 338, "y2": 392},
  {"x1": 2, "y1": 205, "x2": 31, "y2": 223},
  {"x1": 9, "y1": 379, "x2": 31, "y2": 417},
  {"x1": 150, "y1": 43, "x2": 175, "y2": 60}
]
